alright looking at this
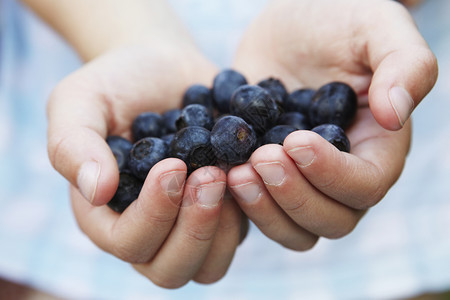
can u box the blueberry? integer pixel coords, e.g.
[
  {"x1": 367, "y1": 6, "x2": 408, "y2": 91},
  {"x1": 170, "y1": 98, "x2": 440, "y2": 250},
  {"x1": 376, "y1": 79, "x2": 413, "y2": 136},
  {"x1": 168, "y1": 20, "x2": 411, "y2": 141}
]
[
  {"x1": 128, "y1": 137, "x2": 168, "y2": 180},
  {"x1": 211, "y1": 115, "x2": 257, "y2": 166},
  {"x1": 261, "y1": 125, "x2": 297, "y2": 146},
  {"x1": 284, "y1": 88, "x2": 315, "y2": 115},
  {"x1": 132, "y1": 112, "x2": 163, "y2": 141},
  {"x1": 212, "y1": 69, "x2": 248, "y2": 114},
  {"x1": 175, "y1": 104, "x2": 214, "y2": 130},
  {"x1": 311, "y1": 124, "x2": 350, "y2": 152},
  {"x1": 182, "y1": 84, "x2": 215, "y2": 114},
  {"x1": 106, "y1": 136, "x2": 132, "y2": 172},
  {"x1": 257, "y1": 77, "x2": 288, "y2": 107},
  {"x1": 161, "y1": 109, "x2": 181, "y2": 134},
  {"x1": 309, "y1": 82, "x2": 357, "y2": 130},
  {"x1": 170, "y1": 126, "x2": 216, "y2": 173},
  {"x1": 107, "y1": 171, "x2": 143, "y2": 213},
  {"x1": 161, "y1": 133, "x2": 175, "y2": 148},
  {"x1": 277, "y1": 112, "x2": 311, "y2": 130},
  {"x1": 230, "y1": 85, "x2": 280, "y2": 135}
]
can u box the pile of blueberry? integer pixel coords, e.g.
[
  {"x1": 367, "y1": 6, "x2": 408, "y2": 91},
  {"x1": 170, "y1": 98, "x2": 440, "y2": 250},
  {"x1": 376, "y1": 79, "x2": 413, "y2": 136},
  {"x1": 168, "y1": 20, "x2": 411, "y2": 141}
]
[{"x1": 106, "y1": 69, "x2": 357, "y2": 212}]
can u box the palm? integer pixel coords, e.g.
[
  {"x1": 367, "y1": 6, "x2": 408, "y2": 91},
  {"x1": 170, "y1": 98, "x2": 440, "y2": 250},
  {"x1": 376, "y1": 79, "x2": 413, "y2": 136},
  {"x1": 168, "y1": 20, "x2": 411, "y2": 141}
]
[
  {"x1": 233, "y1": 0, "x2": 412, "y2": 158},
  {"x1": 63, "y1": 45, "x2": 217, "y2": 139},
  {"x1": 234, "y1": 0, "x2": 414, "y2": 98},
  {"x1": 227, "y1": 0, "x2": 414, "y2": 247}
]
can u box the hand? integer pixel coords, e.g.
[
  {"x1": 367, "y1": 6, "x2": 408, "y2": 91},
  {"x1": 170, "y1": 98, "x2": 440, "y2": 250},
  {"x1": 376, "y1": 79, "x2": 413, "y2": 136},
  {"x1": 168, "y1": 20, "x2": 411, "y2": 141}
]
[
  {"x1": 227, "y1": 0, "x2": 437, "y2": 250},
  {"x1": 47, "y1": 45, "x2": 247, "y2": 288}
]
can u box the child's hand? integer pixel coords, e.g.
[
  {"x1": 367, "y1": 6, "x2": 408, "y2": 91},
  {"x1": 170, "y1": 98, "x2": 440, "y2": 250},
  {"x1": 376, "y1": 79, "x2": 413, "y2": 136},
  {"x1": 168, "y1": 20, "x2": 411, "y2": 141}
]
[
  {"x1": 47, "y1": 46, "x2": 246, "y2": 287},
  {"x1": 233, "y1": 0, "x2": 437, "y2": 131},
  {"x1": 228, "y1": 0, "x2": 437, "y2": 250}
]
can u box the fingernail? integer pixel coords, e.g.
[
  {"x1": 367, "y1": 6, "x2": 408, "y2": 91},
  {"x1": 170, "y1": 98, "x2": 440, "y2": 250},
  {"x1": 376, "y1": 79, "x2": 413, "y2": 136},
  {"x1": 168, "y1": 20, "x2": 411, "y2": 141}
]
[
  {"x1": 230, "y1": 182, "x2": 261, "y2": 204},
  {"x1": 254, "y1": 162, "x2": 286, "y2": 186},
  {"x1": 196, "y1": 181, "x2": 226, "y2": 208},
  {"x1": 160, "y1": 171, "x2": 186, "y2": 195},
  {"x1": 77, "y1": 161, "x2": 100, "y2": 203},
  {"x1": 389, "y1": 86, "x2": 414, "y2": 128},
  {"x1": 287, "y1": 146, "x2": 315, "y2": 167}
]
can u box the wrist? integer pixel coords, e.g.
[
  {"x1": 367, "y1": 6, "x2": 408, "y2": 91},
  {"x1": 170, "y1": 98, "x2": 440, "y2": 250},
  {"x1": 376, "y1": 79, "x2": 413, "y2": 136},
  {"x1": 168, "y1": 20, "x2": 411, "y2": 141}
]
[{"x1": 23, "y1": 0, "x2": 197, "y2": 62}]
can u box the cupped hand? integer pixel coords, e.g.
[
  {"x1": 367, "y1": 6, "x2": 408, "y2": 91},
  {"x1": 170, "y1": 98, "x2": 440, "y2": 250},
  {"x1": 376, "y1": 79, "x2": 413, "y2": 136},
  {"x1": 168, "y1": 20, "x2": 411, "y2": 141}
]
[
  {"x1": 47, "y1": 45, "x2": 246, "y2": 287},
  {"x1": 228, "y1": 0, "x2": 437, "y2": 250}
]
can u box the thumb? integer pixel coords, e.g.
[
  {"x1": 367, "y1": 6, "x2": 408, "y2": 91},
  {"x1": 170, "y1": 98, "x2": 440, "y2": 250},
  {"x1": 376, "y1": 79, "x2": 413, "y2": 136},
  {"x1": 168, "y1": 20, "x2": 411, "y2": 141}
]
[
  {"x1": 47, "y1": 74, "x2": 119, "y2": 206},
  {"x1": 367, "y1": 1, "x2": 438, "y2": 131}
]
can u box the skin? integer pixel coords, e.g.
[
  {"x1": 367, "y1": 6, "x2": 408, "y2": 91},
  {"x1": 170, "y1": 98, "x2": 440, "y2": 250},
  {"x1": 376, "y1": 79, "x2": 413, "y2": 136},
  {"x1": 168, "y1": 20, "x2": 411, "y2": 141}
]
[
  {"x1": 228, "y1": 0, "x2": 437, "y2": 249},
  {"x1": 23, "y1": 0, "x2": 246, "y2": 288},
  {"x1": 21, "y1": 0, "x2": 436, "y2": 288}
]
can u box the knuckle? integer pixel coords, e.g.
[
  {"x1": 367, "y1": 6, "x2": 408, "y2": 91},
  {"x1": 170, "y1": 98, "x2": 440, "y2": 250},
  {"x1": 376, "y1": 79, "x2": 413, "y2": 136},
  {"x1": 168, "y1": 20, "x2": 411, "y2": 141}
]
[
  {"x1": 148, "y1": 273, "x2": 188, "y2": 289},
  {"x1": 324, "y1": 220, "x2": 358, "y2": 239},
  {"x1": 283, "y1": 235, "x2": 319, "y2": 252},
  {"x1": 134, "y1": 199, "x2": 177, "y2": 226},
  {"x1": 47, "y1": 130, "x2": 73, "y2": 173},
  {"x1": 194, "y1": 271, "x2": 226, "y2": 285},
  {"x1": 282, "y1": 195, "x2": 311, "y2": 213},
  {"x1": 184, "y1": 225, "x2": 215, "y2": 243},
  {"x1": 358, "y1": 178, "x2": 387, "y2": 210},
  {"x1": 111, "y1": 241, "x2": 144, "y2": 264}
]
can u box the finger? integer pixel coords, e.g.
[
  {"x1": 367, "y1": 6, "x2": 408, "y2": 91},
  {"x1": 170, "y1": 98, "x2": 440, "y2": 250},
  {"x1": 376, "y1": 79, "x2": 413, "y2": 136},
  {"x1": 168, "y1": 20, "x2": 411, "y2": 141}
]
[
  {"x1": 228, "y1": 163, "x2": 319, "y2": 250},
  {"x1": 48, "y1": 73, "x2": 120, "y2": 206},
  {"x1": 133, "y1": 166, "x2": 226, "y2": 289},
  {"x1": 193, "y1": 192, "x2": 243, "y2": 284},
  {"x1": 283, "y1": 108, "x2": 411, "y2": 210},
  {"x1": 71, "y1": 158, "x2": 186, "y2": 263},
  {"x1": 364, "y1": 1, "x2": 438, "y2": 130},
  {"x1": 249, "y1": 144, "x2": 364, "y2": 239}
]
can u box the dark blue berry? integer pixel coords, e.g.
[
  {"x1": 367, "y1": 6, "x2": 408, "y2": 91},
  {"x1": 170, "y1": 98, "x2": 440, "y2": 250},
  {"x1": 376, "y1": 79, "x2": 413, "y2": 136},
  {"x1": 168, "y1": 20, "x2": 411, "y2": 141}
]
[
  {"x1": 211, "y1": 115, "x2": 257, "y2": 166},
  {"x1": 128, "y1": 137, "x2": 168, "y2": 180},
  {"x1": 261, "y1": 125, "x2": 297, "y2": 146},
  {"x1": 161, "y1": 109, "x2": 181, "y2": 134},
  {"x1": 107, "y1": 171, "x2": 143, "y2": 213},
  {"x1": 106, "y1": 136, "x2": 132, "y2": 172},
  {"x1": 309, "y1": 82, "x2": 357, "y2": 130},
  {"x1": 312, "y1": 124, "x2": 350, "y2": 152},
  {"x1": 170, "y1": 126, "x2": 216, "y2": 173},
  {"x1": 182, "y1": 84, "x2": 215, "y2": 114},
  {"x1": 277, "y1": 112, "x2": 311, "y2": 130},
  {"x1": 284, "y1": 88, "x2": 315, "y2": 115},
  {"x1": 212, "y1": 69, "x2": 248, "y2": 114},
  {"x1": 132, "y1": 112, "x2": 163, "y2": 141},
  {"x1": 230, "y1": 85, "x2": 280, "y2": 135},
  {"x1": 161, "y1": 133, "x2": 175, "y2": 148},
  {"x1": 258, "y1": 77, "x2": 288, "y2": 107},
  {"x1": 175, "y1": 104, "x2": 214, "y2": 130}
]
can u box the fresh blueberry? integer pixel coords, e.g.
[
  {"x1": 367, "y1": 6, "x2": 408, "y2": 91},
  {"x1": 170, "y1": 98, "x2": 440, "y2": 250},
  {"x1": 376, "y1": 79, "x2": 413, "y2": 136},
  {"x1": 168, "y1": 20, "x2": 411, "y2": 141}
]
[
  {"x1": 161, "y1": 109, "x2": 181, "y2": 134},
  {"x1": 284, "y1": 88, "x2": 315, "y2": 115},
  {"x1": 211, "y1": 115, "x2": 257, "y2": 166},
  {"x1": 170, "y1": 126, "x2": 216, "y2": 173},
  {"x1": 182, "y1": 84, "x2": 215, "y2": 114},
  {"x1": 230, "y1": 85, "x2": 280, "y2": 135},
  {"x1": 309, "y1": 82, "x2": 357, "y2": 130},
  {"x1": 311, "y1": 124, "x2": 350, "y2": 152},
  {"x1": 257, "y1": 77, "x2": 288, "y2": 107},
  {"x1": 175, "y1": 104, "x2": 214, "y2": 130},
  {"x1": 277, "y1": 112, "x2": 311, "y2": 130},
  {"x1": 132, "y1": 112, "x2": 163, "y2": 141},
  {"x1": 128, "y1": 137, "x2": 168, "y2": 180},
  {"x1": 161, "y1": 133, "x2": 175, "y2": 148},
  {"x1": 261, "y1": 125, "x2": 298, "y2": 146},
  {"x1": 106, "y1": 136, "x2": 133, "y2": 172},
  {"x1": 212, "y1": 69, "x2": 248, "y2": 114},
  {"x1": 107, "y1": 171, "x2": 143, "y2": 213}
]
